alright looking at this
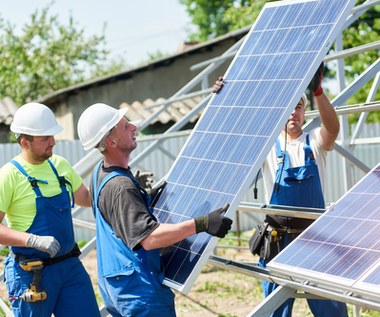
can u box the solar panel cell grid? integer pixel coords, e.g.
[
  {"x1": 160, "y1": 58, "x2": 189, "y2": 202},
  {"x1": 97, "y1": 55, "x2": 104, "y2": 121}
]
[
  {"x1": 269, "y1": 164, "x2": 380, "y2": 299},
  {"x1": 153, "y1": 0, "x2": 356, "y2": 293}
]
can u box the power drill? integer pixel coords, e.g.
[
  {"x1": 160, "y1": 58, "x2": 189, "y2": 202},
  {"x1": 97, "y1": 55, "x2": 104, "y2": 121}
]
[{"x1": 9, "y1": 259, "x2": 47, "y2": 302}]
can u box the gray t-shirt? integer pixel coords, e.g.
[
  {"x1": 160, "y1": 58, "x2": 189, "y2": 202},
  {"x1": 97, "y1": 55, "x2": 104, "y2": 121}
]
[{"x1": 90, "y1": 164, "x2": 159, "y2": 251}]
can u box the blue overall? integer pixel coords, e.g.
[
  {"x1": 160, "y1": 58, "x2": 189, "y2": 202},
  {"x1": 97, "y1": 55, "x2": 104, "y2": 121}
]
[
  {"x1": 4, "y1": 160, "x2": 100, "y2": 317},
  {"x1": 92, "y1": 161, "x2": 175, "y2": 317},
  {"x1": 259, "y1": 136, "x2": 348, "y2": 317}
]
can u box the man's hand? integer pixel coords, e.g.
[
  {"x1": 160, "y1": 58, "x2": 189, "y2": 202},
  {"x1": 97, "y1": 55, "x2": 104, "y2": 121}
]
[
  {"x1": 135, "y1": 170, "x2": 154, "y2": 191},
  {"x1": 212, "y1": 76, "x2": 224, "y2": 93},
  {"x1": 309, "y1": 62, "x2": 324, "y2": 96},
  {"x1": 194, "y1": 204, "x2": 232, "y2": 238},
  {"x1": 26, "y1": 234, "x2": 60, "y2": 258}
]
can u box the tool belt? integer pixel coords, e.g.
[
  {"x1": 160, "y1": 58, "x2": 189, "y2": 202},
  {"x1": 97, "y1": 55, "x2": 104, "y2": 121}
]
[
  {"x1": 265, "y1": 214, "x2": 314, "y2": 230},
  {"x1": 249, "y1": 223, "x2": 304, "y2": 262},
  {"x1": 12, "y1": 243, "x2": 81, "y2": 266}
]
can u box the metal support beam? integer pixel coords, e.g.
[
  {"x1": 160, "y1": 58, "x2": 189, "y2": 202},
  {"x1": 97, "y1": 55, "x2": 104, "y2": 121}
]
[
  {"x1": 351, "y1": 72, "x2": 380, "y2": 143},
  {"x1": 237, "y1": 202, "x2": 323, "y2": 220},
  {"x1": 332, "y1": 57, "x2": 380, "y2": 107},
  {"x1": 208, "y1": 256, "x2": 380, "y2": 312},
  {"x1": 246, "y1": 286, "x2": 297, "y2": 317},
  {"x1": 333, "y1": 143, "x2": 371, "y2": 173},
  {"x1": 129, "y1": 95, "x2": 210, "y2": 168}
]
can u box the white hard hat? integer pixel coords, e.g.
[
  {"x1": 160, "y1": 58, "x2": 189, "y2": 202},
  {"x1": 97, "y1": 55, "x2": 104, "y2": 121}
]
[
  {"x1": 300, "y1": 93, "x2": 309, "y2": 108},
  {"x1": 77, "y1": 103, "x2": 128, "y2": 151},
  {"x1": 10, "y1": 102, "x2": 63, "y2": 136}
]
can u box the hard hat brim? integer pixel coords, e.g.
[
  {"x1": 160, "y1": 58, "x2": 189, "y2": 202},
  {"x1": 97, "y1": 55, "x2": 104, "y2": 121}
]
[
  {"x1": 81, "y1": 106, "x2": 129, "y2": 151},
  {"x1": 10, "y1": 123, "x2": 64, "y2": 136}
]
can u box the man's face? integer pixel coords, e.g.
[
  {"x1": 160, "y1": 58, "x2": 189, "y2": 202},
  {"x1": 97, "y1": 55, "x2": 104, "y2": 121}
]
[
  {"x1": 25, "y1": 135, "x2": 56, "y2": 163},
  {"x1": 108, "y1": 117, "x2": 137, "y2": 153},
  {"x1": 286, "y1": 99, "x2": 305, "y2": 133}
]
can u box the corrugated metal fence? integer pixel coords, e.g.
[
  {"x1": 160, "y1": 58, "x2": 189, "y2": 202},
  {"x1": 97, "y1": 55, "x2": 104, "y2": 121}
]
[{"x1": 1, "y1": 125, "x2": 379, "y2": 240}]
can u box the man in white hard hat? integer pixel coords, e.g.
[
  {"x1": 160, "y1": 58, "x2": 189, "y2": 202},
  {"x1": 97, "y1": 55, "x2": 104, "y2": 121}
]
[
  {"x1": 77, "y1": 103, "x2": 233, "y2": 317},
  {"x1": 0, "y1": 103, "x2": 100, "y2": 317},
  {"x1": 214, "y1": 63, "x2": 347, "y2": 317}
]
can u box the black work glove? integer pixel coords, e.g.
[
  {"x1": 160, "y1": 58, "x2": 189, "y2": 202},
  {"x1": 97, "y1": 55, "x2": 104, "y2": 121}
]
[
  {"x1": 309, "y1": 62, "x2": 324, "y2": 96},
  {"x1": 149, "y1": 179, "x2": 166, "y2": 207},
  {"x1": 134, "y1": 170, "x2": 154, "y2": 191},
  {"x1": 194, "y1": 204, "x2": 232, "y2": 238},
  {"x1": 212, "y1": 76, "x2": 224, "y2": 93}
]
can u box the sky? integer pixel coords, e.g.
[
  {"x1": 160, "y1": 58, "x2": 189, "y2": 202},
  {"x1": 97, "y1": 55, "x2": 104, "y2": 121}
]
[{"x1": 1, "y1": 0, "x2": 193, "y2": 66}]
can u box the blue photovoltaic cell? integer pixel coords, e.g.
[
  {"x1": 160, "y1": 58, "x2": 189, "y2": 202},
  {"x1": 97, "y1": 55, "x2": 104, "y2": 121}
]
[
  {"x1": 269, "y1": 164, "x2": 380, "y2": 300},
  {"x1": 153, "y1": 0, "x2": 356, "y2": 293}
]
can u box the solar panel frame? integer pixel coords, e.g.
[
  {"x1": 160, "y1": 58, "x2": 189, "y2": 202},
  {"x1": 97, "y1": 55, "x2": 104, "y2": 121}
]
[
  {"x1": 152, "y1": 0, "x2": 356, "y2": 293},
  {"x1": 269, "y1": 163, "x2": 380, "y2": 302}
]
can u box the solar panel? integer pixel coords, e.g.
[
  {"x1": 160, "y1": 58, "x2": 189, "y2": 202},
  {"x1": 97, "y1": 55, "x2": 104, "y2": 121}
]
[
  {"x1": 152, "y1": 0, "x2": 356, "y2": 293},
  {"x1": 269, "y1": 163, "x2": 380, "y2": 301}
]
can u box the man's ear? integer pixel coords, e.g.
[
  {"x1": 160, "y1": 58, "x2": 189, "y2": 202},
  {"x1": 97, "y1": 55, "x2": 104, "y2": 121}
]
[
  {"x1": 105, "y1": 135, "x2": 116, "y2": 148},
  {"x1": 19, "y1": 137, "x2": 31, "y2": 149}
]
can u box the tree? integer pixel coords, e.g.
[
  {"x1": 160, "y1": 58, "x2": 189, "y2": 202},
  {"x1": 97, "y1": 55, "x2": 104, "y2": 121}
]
[
  {"x1": 0, "y1": 4, "x2": 126, "y2": 105},
  {"x1": 180, "y1": 0, "x2": 380, "y2": 122},
  {"x1": 179, "y1": 0, "x2": 276, "y2": 42},
  {"x1": 179, "y1": 0, "x2": 235, "y2": 42},
  {"x1": 342, "y1": 0, "x2": 380, "y2": 122}
]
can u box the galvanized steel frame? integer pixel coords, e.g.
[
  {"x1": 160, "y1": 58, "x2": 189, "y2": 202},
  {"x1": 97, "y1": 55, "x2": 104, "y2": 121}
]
[{"x1": 1, "y1": 0, "x2": 380, "y2": 315}]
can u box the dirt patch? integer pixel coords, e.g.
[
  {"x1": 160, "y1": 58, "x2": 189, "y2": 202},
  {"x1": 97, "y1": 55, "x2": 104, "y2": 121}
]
[
  {"x1": 0, "y1": 249, "x2": 356, "y2": 317},
  {"x1": 80, "y1": 248, "x2": 262, "y2": 316}
]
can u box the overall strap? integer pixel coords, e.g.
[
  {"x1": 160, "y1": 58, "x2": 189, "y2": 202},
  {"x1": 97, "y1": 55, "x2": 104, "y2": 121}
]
[
  {"x1": 304, "y1": 134, "x2": 315, "y2": 165},
  {"x1": 47, "y1": 159, "x2": 75, "y2": 207},
  {"x1": 92, "y1": 161, "x2": 118, "y2": 214},
  {"x1": 92, "y1": 160, "x2": 103, "y2": 209},
  {"x1": 93, "y1": 161, "x2": 152, "y2": 214},
  {"x1": 93, "y1": 169, "x2": 125, "y2": 218},
  {"x1": 275, "y1": 139, "x2": 283, "y2": 158},
  {"x1": 10, "y1": 160, "x2": 47, "y2": 198},
  {"x1": 275, "y1": 138, "x2": 288, "y2": 169}
]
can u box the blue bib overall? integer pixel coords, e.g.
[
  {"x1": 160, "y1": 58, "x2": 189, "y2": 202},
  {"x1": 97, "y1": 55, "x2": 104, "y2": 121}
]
[
  {"x1": 260, "y1": 136, "x2": 347, "y2": 317},
  {"x1": 92, "y1": 161, "x2": 175, "y2": 317},
  {"x1": 4, "y1": 159, "x2": 100, "y2": 317},
  {"x1": 270, "y1": 135, "x2": 324, "y2": 209}
]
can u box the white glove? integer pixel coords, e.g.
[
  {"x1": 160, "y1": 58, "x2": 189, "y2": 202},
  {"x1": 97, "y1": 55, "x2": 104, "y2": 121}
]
[{"x1": 26, "y1": 234, "x2": 60, "y2": 258}]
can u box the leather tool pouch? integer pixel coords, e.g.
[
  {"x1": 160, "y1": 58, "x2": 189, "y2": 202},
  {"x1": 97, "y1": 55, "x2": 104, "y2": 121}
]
[
  {"x1": 249, "y1": 222, "x2": 269, "y2": 256},
  {"x1": 260, "y1": 235, "x2": 281, "y2": 262}
]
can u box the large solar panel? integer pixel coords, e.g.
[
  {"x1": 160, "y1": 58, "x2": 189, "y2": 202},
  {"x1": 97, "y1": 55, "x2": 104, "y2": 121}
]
[
  {"x1": 269, "y1": 163, "x2": 380, "y2": 301},
  {"x1": 152, "y1": 0, "x2": 356, "y2": 293}
]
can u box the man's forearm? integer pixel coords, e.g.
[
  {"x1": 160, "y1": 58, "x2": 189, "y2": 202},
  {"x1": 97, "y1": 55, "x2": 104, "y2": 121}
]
[
  {"x1": 0, "y1": 223, "x2": 29, "y2": 247},
  {"x1": 315, "y1": 93, "x2": 340, "y2": 150}
]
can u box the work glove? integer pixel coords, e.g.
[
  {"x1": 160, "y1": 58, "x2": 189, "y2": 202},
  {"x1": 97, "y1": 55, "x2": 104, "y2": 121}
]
[
  {"x1": 149, "y1": 179, "x2": 167, "y2": 207},
  {"x1": 194, "y1": 204, "x2": 232, "y2": 238},
  {"x1": 134, "y1": 170, "x2": 154, "y2": 191},
  {"x1": 309, "y1": 62, "x2": 324, "y2": 96},
  {"x1": 25, "y1": 234, "x2": 60, "y2": 258},
  {"x1": 212, "y1": 76, "x2": 224, "y2": 93}
]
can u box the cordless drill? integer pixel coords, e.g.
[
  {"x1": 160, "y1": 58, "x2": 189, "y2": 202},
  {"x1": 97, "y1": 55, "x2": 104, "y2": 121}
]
[{"x1": 9, "y1": 259, "x2": 47, "y2": 302}]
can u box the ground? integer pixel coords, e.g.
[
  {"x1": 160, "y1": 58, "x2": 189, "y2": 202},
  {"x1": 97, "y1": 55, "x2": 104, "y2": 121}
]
[
  {"x1": 80, "y1": 248, "x2": 312, "y2": 317},
  {"x1": 1, "y1": 248, "x2": 380, "y2": 317},
  {"x1": 0, "y1": 248, "x2": 310, "y2": 317}
]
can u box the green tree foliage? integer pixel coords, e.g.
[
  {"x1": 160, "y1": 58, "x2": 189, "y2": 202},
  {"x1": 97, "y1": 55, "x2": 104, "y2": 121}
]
[
  {"x1": 180, "y1": 0, "x2": 380, "y2": 122},
  {"x1": 343, "y1": 0, "x2": 380, "y2": 122},
  {"x1": 179, "y1": 0, "x2": 276, "y2": 41},
  {"x1": 0, "y1": 5, "x2": 126, "y2": 105},
  {"x1": 179, "y1": 0, "x2": 234, "y2": 41},
  {"x1": 146, "y1": 50, "x2": 169, "y2": 63}
]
